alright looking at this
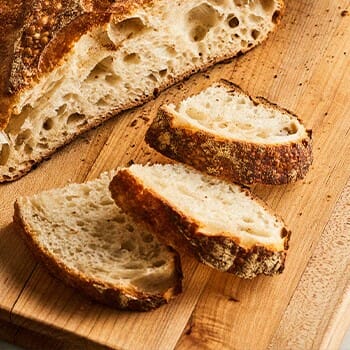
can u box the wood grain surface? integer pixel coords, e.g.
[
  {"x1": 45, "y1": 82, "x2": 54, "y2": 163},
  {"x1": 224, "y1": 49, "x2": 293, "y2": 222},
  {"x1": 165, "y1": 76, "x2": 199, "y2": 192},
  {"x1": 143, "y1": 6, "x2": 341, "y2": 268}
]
[{"x1": 0, "y1": 0, "x2": 349, "y2": 349}]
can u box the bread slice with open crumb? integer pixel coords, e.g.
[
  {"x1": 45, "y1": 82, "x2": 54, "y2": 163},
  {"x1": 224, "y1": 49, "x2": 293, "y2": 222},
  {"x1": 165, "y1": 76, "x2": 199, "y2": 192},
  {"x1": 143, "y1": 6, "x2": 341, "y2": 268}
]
[
  {"x1": 146, "y1": 80, "x2": 312, "y2": 185},
  {"x1": 0, "y1": 0, "x2": 284, "y2": 182},
  {"x1": 110, "y1": 163, "x2": 290, "y2": 279},
  {"x1": 14, "y1": 172, "x2": 182, "y2": 311}
]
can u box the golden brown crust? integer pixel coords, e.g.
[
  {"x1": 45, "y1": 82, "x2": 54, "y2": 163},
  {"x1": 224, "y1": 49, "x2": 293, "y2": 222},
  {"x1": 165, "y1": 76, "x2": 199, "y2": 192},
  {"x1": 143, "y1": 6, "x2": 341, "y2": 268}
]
[
  {"x1": 13, "y1": 200, "x2": 182, "y2": 311},
  {"x1": 109, "y1": 169, "x2": 290, "y2": 279},
  {"x1": 0, "y1": 1, "x2": 25, "y2": 129},
  {"x1": 0, "y1": 0, "x2": 153, "y2": 129},
  {"x1": 145, "y1": 80, "x2": 313, "y2": 185}
]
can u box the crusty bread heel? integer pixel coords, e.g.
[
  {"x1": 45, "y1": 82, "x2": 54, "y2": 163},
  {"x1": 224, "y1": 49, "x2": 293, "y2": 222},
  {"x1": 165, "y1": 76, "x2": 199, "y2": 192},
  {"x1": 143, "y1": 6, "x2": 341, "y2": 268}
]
[{"x1": 14, "y1": 172, "x2": 183, "y2": 311}]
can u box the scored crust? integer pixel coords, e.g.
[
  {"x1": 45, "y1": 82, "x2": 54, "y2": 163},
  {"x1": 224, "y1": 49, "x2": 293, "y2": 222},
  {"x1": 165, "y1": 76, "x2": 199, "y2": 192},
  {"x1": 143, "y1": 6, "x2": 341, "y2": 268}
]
[
  {"x1": 145, "y1": 79, "x2": 313, "y2": 185},
  {"x1": 109, "y1": 168, "x2": 291, "y2": 279},
  {"x1": 13, "y1": 200, "x2": 183, "y2": 311}
]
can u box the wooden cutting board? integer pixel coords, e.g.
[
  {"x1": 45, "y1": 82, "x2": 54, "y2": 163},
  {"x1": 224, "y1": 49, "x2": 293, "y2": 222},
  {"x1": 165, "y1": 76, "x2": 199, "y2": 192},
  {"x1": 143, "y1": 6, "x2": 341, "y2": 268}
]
[{"x1": 0, "y1": 1, "x2": 349, "y2": 349}]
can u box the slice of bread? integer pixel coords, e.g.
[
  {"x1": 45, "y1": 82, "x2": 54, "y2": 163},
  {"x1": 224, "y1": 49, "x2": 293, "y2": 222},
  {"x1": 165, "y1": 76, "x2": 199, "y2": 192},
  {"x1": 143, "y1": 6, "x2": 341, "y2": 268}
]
[
  {"x1": 0, "y1": 0, "x2": 284, "y2": 182},
  {"x1": 109, "y1": 163, "x2": 290, "y2": 279},
  {"x1": 14, "y1": 172, "x2": 183, "y2": 311},
  {"x1": 146, "y1": 80, "x2": 312, "y2": 185}
]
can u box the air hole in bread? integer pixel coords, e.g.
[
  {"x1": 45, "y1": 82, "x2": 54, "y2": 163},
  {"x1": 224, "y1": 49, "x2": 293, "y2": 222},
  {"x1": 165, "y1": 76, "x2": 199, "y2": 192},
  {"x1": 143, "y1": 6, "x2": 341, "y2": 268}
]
[
  {"x1": 0, "y1": 145, "x2": 10, "y2": 166},
  {"x1": 283, "y1": 123, "x2": 298, "y2": 135},
  {"x1": 114, "y1": 17, "x2": 147, "y2": 38},
  {"x1": 88, "y1": 243, "x2": 97, "y2": 250},
  {"x1": 5, "y1": 106, "x2": 31, "y2": 135},
  {"x1": 125, "y1": 224, "x2": 135, "y2": 232},
  {"x1": 249, "y1": 14, "x2": 263, "y2": 24},
  {"x1": 187, "y1": 3, "x2": 220, "y2": 42},
  {"x1": 82, "y1": 188, "x2": 92, "y2": 198},
  {"x1": 243, "y1": 217, "x2": 253, "y2": 224},
  {"x1": 37, "y1": 143, "x2": 49, "y2": 149},
  {"x1": 240, "y1": 27, "x2": 247, "y2": 35},
  {"x1": 67, "y1": 113, "x2": 85, "y2": 125},
  {"x1": 233, "y1": 0, "x2": 249, "y2": 6},
  {"x1": 257, "y1": 132, "x2": 268, "y2": 139},
  {"x1": 121, "y1": 239, "x2": 136, "y2": 251},
  {"x1": 105, "y1": 75, "x2": 121, "y2": 85},
  {"x1": 148, "y1": 73, "x2": 158, "y2": 82},
  {"x1": 237, "y1": 123, "x2": 253, "y2": 130},
  {"x1": 240, "y1": 39, "x2": 247, "y2": 48},
  {"x1": 260, "y1": 0, "x2": 276, "y2": 11},
  {"x1": 166, "y1": 46, "x2": 177, "y2": 56},
  {"x1": 208, "y1": 0, "x2": 226, "y2": 5},
  {"x1": 96, "y1": 97, "x2": 109, "y2": 107},
  {"x1": 141, "y1": 233, "x2": 154, "y2": 243},
  {"x1": 251, "y1": 29, "x2": 260, "y2": 40},
  {"x1": 86, "y1": 56, "x2": 114, "y2": 81},
  {"x1": 159, "y1": 69, "x2": 168, "y2": 77},
  {"x1": 227, "y1": 14, "x2": 239, "y2": 28},
  {"x1": 63, "y1": 93, "x2": 79, "y2": 102},
  {"x1": 241, "y1": 227, "x2": 270, "y2": 238},
  {"x1": 272, "y1": 10, "x2": 281, "y2": 23},
  {"x1": 219, "y1": 122, "x2": 229, "y2": 128},
  {"x1": 153, "y1": 260, "x2": 166, "y2": 267},
  {"x1": 101, "y1": 199, "x2": 114, "y2": 206},
  {"x1": 191, "y1": 26, "x2": 208, "y2": 42},
  {"x1": 24, "y1": 144, "x2": 33, "y2": 155},
  {"x1": 43, "y1": 118, "x2": 54, "y2": 131},
  {"x1": 123, "y1": 53, "x2": 141, "y2": 64},
  {"x1": 186, "y1": 107, "x2": 207, "y2": 121},
  {"x1": 56, "y1": 104, "x2": 67, "y2": 115},
  {"x1": 97, "y1": 94, "x2": 114, "y2": 107},
  {"x1": 15, "y1": 130, "x2": 32, "y2": 146},
  {"x1": 76, "y1": 220, "x2": 85, "y2": 227}
]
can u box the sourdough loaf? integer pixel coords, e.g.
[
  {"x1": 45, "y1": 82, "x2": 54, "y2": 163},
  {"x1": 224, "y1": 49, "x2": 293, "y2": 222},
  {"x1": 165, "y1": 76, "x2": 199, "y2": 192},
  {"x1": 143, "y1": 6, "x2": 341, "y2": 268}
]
[
  {"x1": 14, "y1": 172, "x2": 182, "y2": 311},
  {"x1": 146, "y1": 80, "x2": 312, "y2": 185},
  {"x1": 0, "y1": 0, "x2": 284, "y2": 182},
  {"x1": 110, "y1": 163, "x2": 290, "y2": 279}
]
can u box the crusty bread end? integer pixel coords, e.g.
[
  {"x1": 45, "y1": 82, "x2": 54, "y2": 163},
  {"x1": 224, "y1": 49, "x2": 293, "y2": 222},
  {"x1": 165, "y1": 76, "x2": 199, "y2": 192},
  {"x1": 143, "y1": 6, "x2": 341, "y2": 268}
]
[{"x1": 14, "y1": 172, "x2": 183, "y2": 311}]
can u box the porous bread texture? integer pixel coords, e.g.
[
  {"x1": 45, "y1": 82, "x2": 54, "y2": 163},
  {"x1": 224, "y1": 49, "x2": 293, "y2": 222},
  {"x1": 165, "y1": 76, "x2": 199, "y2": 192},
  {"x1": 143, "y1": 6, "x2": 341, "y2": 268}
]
[
  {"x1": 146, "y1": 80, "x2": 313, "y2": 185},
  {"x1": 174, "y1": 83, "x2": 307, "y2": 143},
  {"x1": 0, "y1": 0, "x2": 284, "y2": 182},
  {"x1": 110, "y1": 163, "x2": 290, "y2": 279},
  {"x1": 14, "y1": 172, "x2": 182, "y2": 311}
]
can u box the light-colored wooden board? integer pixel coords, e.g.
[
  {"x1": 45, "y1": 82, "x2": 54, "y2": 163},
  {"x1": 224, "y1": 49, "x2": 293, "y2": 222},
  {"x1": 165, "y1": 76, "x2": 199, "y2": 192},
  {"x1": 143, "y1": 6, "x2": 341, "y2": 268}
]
[{"x1": 0, "y1": 0, "x2": 349, "y2": 349}]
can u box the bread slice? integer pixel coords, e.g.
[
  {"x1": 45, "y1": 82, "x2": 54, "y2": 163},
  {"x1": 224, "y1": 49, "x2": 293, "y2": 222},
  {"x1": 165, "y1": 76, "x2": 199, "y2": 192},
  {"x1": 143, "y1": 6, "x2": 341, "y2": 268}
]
[
  {"x1": 0, "y1": 0, "x2": 284, "y2": 182},
  {"x1": 146, "y1": 80, "x2": 313, "y2": 185},
  {"x1": 14, "y1": 172, "x2": 183, "y2": 311},
  {"x1": 109, "y1": 163, "x2": 290, "y2": 279}
]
